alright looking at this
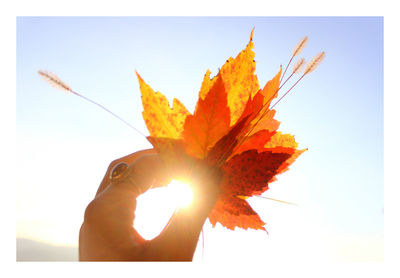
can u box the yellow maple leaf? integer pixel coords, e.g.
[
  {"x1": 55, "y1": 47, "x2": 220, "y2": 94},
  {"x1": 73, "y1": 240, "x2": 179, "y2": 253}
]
[
  {"x1": 137, "y1": 72, "x2": 190, "y2": 139},
  {"x1": 200, "y1": 29, "x2": 260, "y2": 126}
]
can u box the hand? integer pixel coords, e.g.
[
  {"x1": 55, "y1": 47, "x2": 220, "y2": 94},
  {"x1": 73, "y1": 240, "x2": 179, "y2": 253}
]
[{"x1": 79, "y1": 149, "x2": 221, "y2": 261}]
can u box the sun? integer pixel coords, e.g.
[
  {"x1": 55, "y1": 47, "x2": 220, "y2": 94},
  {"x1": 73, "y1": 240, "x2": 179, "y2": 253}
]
[
  {"x1": 134, "y1": 180, "x2": 194, "y2": 239},
  {"x1": 166, "y1": 179, "x2": 194, "y2": 208}
]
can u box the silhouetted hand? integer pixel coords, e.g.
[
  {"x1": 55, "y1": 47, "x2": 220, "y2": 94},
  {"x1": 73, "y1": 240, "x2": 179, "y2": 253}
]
[{"x1": 79, "y1": 149, "x2": 221, "y2": 261}]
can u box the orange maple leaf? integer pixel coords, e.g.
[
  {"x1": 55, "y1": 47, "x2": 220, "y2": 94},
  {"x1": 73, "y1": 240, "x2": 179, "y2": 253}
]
[
  {"x1": 138, "y1": 30, "x2": 306, "y2": 231},
  {"x1": 183, "y1": 74, "x2": 231, "y2": 159}
]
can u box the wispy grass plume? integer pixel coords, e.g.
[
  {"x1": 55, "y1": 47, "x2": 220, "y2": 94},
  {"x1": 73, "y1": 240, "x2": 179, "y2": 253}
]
[
  {"x1": 292, "y1": 36, "x2": 308, "y2": 57},
  {"x1": 281, "y1": 36, "x2": 308, "y2": 82},
  {"x1": 292, "y1": 58, "x2": 305, "y2": 74},
  {"x1": 38, "y1": 69, "x2": 146, "y2": 137},
  {"x1": 38, "y1": 70, "x2": 72, "y2": 93},
  {"x1": 304, "y1": 52, "x2": 325, "y2": 75}
]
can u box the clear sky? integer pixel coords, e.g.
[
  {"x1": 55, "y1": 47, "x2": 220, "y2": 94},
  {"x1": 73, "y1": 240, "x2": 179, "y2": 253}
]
[{"x1": 16, "y1": 16, "x2": 383, "y2": 262}]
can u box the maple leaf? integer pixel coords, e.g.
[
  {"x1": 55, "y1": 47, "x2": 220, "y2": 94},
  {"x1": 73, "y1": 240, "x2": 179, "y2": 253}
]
[
  {"x1": 221, "y1": 149, "x2": 292, "y2": 197},
  {"x1": 137, "y1": 72, "x2": 190, "y2": 139},
  {"x1": 244, "y1": 67, "x2": 282, "y2": 137},
  {"x1": 183, "y1": 74, "x2": 231, "y2": 159},
  {"x1": 137, "y1": 30, "x2": 307, "y2": 231},
  {"x1": 233, "y1": 129, "x2": 276, "y2": 155},
  {"x1": 208, "y1": 195, "x2": 266, "y2": 231},
  {"x1": 200, "y1": 29, "x2": 260, "y2": 126},
  {"x1": 264, "y1": 132, "x2": 307, "y2": 175}
]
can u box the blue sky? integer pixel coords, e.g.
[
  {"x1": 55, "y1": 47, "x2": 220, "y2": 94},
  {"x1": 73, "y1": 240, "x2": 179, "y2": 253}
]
[{"x1": 16, "y1": 16, "x2": 383, "y2": 262}]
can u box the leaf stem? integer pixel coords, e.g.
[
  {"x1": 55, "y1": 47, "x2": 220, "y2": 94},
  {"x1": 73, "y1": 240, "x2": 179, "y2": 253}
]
[
  {"x1": 269, "y1": 74, "x2": 305, "y2": 111},
  {"x1": 71, "y1": 90, "x2": 147, "y2": 138},
  {"x1": 280, "y1": 56, "x2": 293, "y2": 83},
  {"x1": 254, "y1": 195, "x2": 298, "y2": 206}
]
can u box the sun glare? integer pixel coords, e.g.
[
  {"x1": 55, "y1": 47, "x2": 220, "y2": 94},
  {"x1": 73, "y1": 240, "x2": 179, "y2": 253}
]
[
  {"x1": 134, "y1": 179, "x2": 194, "y2": 239},
  {"x1": 166, "y1": 179, "x2": 194, "y2": 208}
]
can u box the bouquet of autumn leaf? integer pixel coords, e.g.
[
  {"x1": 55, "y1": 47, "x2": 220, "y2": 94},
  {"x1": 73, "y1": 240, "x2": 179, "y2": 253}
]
[
  {"x1": 39, "y1": 30, "x2": 324, "y2": 231},
  {"x1": 135, "y1": 31, "x2": 324, "y2": 231}
]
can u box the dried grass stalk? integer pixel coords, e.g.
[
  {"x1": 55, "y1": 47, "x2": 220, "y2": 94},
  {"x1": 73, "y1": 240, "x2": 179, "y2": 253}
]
[
  {"x1": 292, "y1": 58, "x2": 305, "y2": 74},
  {"x1": 304, "y1": 52, "x2": 325, "y2": 75},
  {"x1": 292, "y1": 36, "x2": 308, "y2": 57},
  {"x1": 38, "y1": 70, "x2": 72, "y2": 92}
]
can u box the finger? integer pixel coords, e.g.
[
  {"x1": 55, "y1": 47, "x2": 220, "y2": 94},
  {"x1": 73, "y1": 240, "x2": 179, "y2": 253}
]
[
  {"x1": 104, "y1": 152, "x2": 171, "y2": 197},
  {"x1": 81, "y1": 149, "x2": 162, "y2": 260},
  {"x1": 95, "y1": 149, "x2": 156, "y2": 197},
  {"x1": 121, "y1": 153, "x2": 171, "y2": 194}
]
